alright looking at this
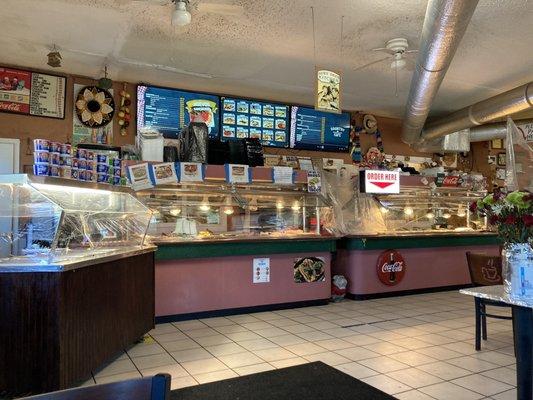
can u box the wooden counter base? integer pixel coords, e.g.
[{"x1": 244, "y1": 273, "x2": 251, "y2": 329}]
[{"x1": 0, "y1": 251, "x2": 155, "y2": 395}]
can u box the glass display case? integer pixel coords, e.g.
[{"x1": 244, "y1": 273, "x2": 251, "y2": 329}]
[
  {"x1": 0, "y1": 174, "x2": 152, "y2": 268},
  {"x1": 135, "y1": 181, "x2": 337, "y2": 242},
  {"x1": 323, "y1": 170, "x2": 489, "y2": 236}
]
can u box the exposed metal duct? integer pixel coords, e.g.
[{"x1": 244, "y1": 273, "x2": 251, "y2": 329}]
[
  {"x1": 401, "y1": 0, "x2": 479, "y2": 145},
  {"x1": 422, "y1": 83, "x2": 533, "y2": 141},
  {"x1": 468, "y1": 118, "x2": 533, "y2": 142}
]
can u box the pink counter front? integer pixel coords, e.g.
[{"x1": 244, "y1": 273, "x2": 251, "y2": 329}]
[
  {"x1": 333, "y1": 234, "x2": 500, "y2": 298},
  {"x1": 154, "y1": 239, "x2": 336, "y2": 320}
]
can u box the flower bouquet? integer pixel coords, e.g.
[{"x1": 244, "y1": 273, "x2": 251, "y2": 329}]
[{"x1": 470, "y1": 190, "x2": 533, "y2": 300}]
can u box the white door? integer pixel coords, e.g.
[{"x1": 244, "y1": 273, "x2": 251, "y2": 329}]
[{"x1": 0, "y1": 138, "x2": 20, "y2": 174}]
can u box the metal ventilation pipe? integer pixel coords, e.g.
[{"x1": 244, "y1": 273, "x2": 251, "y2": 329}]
[
  {"x1": 469, "y1": 118, "x2": 533, "y2": 142},
  {"x1": 401, "y1": 0, "x2": 479, "y2": 145},
  {"x1": 422, "y1": 83, "x2": 533, "y2": 141}
]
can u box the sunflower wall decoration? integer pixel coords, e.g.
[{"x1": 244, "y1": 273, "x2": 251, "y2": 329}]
[{"x1": 75, "y1": 86, "x2": 115, "y2": 128}]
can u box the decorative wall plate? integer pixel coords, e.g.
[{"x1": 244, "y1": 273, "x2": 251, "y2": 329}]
[{"x1": 75, "y1": 86, "x2": 115, "y2": 128}]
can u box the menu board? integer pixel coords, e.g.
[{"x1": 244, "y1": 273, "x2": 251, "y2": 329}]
[
  {"x1": 221, "y1": 97, "x2": 289, "y2": 148},
  {"x1": 290, "y1": 106, "x2": 350, "y2": 152},
  {"x1": 137, "y1": 85, "x2": 220, "y2": 139},
  {"x1": 0, "y1": 67, "x2": 65, "y2": 119}
]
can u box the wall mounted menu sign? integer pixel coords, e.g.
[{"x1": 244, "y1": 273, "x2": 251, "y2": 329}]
[
  {"x1": 137, "y1": 85, "x2": 220, "y2": 139},
  {"x1": 221, "y1": 97, "x2": 289, "y2": 148},
  {"x1": 290, "y1": 106, "x2": 350, "y2": 152},
  {"x1": 0, "y1": 67, "x2": 65, "y2": 119}
]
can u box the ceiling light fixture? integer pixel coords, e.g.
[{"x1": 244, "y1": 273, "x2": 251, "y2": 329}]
[{"x1": 172, "y1": 0, "x2": 191, "y2": 26}]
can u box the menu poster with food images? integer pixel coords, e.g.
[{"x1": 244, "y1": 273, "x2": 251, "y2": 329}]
[
  {"x1": 72, "y1": 84, "x2": 113, "y2": 145},
  {"x1": 137, "y1": 85, "x2": 220, "y2": 139},
  {"x1": 221, "y1": 97, "x2": 289, "y2": 148},
  {"x1": 149, "y1": 162, "x2": 178, "y2": 185},
  {"x1": 0, "y1": 67, "x2": 65, "y2": 118},
  {"x1": 225, "y1": 164, "x2": 251, "y2": 184},
  {"x1": 127, "y1": 163, "x2": 154, "y2": 191},
  {"x1": 517, "y1": 122, "x2": 533, "y2": 142},
  {"x1": 315, "y1": 69, "x2": 341, "y2": 114},
  {"x1": 177, "y1": 162, "x2": 205, "y2": 182},
  {"x1": 272, "y1": 166, "x2": 294, "y2": 185},
  {"x1": 294, "y1": 257, "x2": 325, "y2": 283},
  {"x1": 307, "y1": 170, "x2": 322, "y2": 193}
]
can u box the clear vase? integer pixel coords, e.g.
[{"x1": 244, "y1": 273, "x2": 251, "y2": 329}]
[{"x1": 502, "y1": 242, "x2": 533, "y2": 301}]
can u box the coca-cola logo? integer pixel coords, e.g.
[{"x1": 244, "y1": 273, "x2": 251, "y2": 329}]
[
  {"x1": 376, "y1": 250, "x2": 406, "y2": 286},
  {"x1": 0, "y1": 103, "x2": 23, "y2": 112}
]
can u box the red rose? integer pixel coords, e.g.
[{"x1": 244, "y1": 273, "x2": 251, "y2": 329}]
[
  {"x1": 523, "y1": 215, "x2": 533, "y2": 227},
  {"x1": 493, "y1": 189, "x2": 505, "y2": 201},
  {"x1": 469, "y1": 201, "x2": 477, "y2": 213},
  {"x1": 505, "y1": 215, "x2": 517, "y2": 224},
  {"x1": 489, "y1": 215, "x2": 500, "y2": 225}
]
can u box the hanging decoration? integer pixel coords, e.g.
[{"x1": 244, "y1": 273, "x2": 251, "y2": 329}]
[
  {"x1": 47, "y1": 45, "x2": 62, "y2": 68},
  {"x1": 75, "y1": 86, "x2": 115, "y2": 128},
  {"x1": 97, "y1": 66, "x2": 113, "y2": 90},
  {"x1": 350, "y1": 114, "x2": 384, "y2": 164},
  {"x1": 118, "y1": 83, "x2": 132, "y2": 136},
  {"x1": 315, "y1": 69, "x2": 341, "y2": 113}
]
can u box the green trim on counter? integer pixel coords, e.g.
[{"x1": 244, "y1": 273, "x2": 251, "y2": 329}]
[
  {"x1": 339, "y1": 235, "x2": 500, "y2": 251},
  {"x1": 155, "y1": 239, "x2": 337, "y2": 260}
]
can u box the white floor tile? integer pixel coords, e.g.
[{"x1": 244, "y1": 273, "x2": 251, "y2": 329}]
[
  {"x1": 451, "y1": 374, "x2": 513, "y2": 397},
  {"x1": 170, "y1": 347, "x2": 213, "y2": 363},
  {"x1": 170, "y1": 375, "x2": 198, "y2": 390},
  {"x1": 194, "y1": 369, "x2": 238, "y2": 384},
  {"x1": 237, "y1": 338, "x2": 278, "y2": 351},
  {"x1": 217, "y1": 351, "x2": 264, "y2": 368},
  {"x1": 358, "y1": 356, "x2": 410, "y2": 373},
  {"x1": 283, "y1": 342, "x2": 326, "y2": 357},
  {"x1": 253, "y1": 347, "x2": 297, "y2": 362},
  {"x1": 181, "y1": 357, "x2": 228, "y2": 375},
  {"x1": 419, "y1": 381, "x2": 484, "y2": 400},
  {"x1": 131, "y1": 353, "x2": 175, "y2": 370},
  {"x1": 234, "y1": 362, "x2": 275, "y2": 376},
  {"x1": 387, "y1": 367, "x2": 443, "y2": 388},
  {"x1": 270, "y1": 357, "x2": 308, "y2": 369},
  {"x1": 303, "y1": 351, "x2": 351, "y2": 366},
  {"x1": 361, "y1": 374, "x2": 412, "y2": 395},
  {"x1": 417, "y1": 361, "x2": 473, "y2": 380},
  {"x1": 395, "y1": 389, "x2": 437, "y2": 400},
  {"x1": 480, "y1": 366, "x2": 516, "y2": 386},
  {"x1": 335, "y1": 362, "x2": 379, "y2": 379},
  {"x1": 205, "y1": 342, "x2": 246, "y2": 357}
]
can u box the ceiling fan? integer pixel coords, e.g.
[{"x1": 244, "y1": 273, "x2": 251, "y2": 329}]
[
  {"x1": 128, "y1": 0, "x2": 245, "y2": 26},
  {"x1": 353, "y1": 38, "x2": 418, "y2": 97}
]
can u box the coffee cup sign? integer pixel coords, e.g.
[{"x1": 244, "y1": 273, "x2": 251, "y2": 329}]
[{"x1": 377, "y1": 250, "x2": 406, "y2": 286}]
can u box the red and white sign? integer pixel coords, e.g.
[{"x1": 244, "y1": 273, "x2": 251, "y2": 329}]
[
  {"x1": 364, "y1": 170, "x2": 400, "y2": 194},
  {"x1": 377, "y1": 249, "x2": 406, "y2": 286}
]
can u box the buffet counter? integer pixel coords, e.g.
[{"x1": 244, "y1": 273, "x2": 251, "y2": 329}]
[
  {"x1": 334, "y1": 232, "x2": 500, "y2": 299},
  {"x1": 153, "y1": 237, "x2": 337, "y2": 321}
]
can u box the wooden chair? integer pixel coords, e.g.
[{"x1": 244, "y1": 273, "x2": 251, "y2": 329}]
[
  {"x1": 19, "y1": 373, "x2": 171, "y2": 400},
  {"x1": 465, "y1": 252, "x2": 513, "y2": 351}
]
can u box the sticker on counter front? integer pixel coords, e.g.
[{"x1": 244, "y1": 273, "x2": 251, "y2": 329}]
[
  {"x1": 225, "y1": 164, "x2": 251, "y2": 184},
  {"x1": 307, "y1": 170, "x2": 322, "y2": 193},
  {"x1": 127, "y1": 163, "x2": 153, "y2": 190},
  {"x1": 253, "y1": 258, "x2": 270, "y2": 284},
  {"x1": 149, "y1": 162, "x2": 178, "y2": 185},
  {"x1": 272, "y1": 166, "x2": 294, "y2": 185},
  {"x1": 294, "y1": 257, "x2": 325, "y2": 283},
  {"x1": 177, "y1": 162, "x2": 204, "y2": 182},
  {"x1": 364, "y1": 170, "x2": 400, "y2": 194}
]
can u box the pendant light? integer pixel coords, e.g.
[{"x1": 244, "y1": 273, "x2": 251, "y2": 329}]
[{"x1": 172, "y1": 0, "x2": 192, "y2": 26}]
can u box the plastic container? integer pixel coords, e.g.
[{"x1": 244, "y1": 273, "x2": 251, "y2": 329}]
[
  {"x1": 34, "y1": 151, "x2": 50, "y2": 163},
  {"x1": 34, "y1": 139, "x2": 50, "y2": 151}
]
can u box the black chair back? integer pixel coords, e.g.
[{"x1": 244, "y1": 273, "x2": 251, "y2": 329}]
[{"x1": 466, "y1": 252, "x2": 503, "y2": 286}]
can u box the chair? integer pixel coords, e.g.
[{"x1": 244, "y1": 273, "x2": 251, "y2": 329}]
[
  {"x1": 466, "y1": 252, "x2": 513, "y2": 351},
  {"x1": 20, "y1": 373, "x2": 171, "y2": 400}
]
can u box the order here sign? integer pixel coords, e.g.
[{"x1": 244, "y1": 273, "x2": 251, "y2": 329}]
[{"x1": 362, "y1": 170, "x2": 400, "y2": 194}]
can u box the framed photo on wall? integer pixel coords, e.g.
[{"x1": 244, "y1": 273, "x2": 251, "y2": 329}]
[
  {"x1": 496, "y1": 168, "x2": 506, "y2": 180},
  {"x1": 497, "y1": 152, "x2": 506, "y2": 166},
  {"x1": 491, "y1": 138, "x2": 504, "y2": 149}
]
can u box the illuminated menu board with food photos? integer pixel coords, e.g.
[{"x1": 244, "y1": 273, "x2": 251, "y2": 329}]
[
  {"x1": 221, "y1": 97, "x2": 289, "y2": 148},
  {"x1": 137, "y1": 85, "x2": 220, "y2": 138},
  {"x1": 290, "y1": 106, "x2": 351, "y2": 152}
]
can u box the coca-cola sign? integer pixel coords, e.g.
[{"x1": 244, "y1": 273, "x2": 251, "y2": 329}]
[{"x1": 376, "y1": 249, "x2": 406, "y2": 286}]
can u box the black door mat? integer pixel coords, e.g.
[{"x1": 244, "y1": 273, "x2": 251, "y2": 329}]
[{"x1": 170, "y1": 361, "x2": 396, "y2": 400}]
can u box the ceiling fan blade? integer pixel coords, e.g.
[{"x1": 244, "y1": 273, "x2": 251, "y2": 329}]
[
  {"x1": 130, "y1": 0, "x2": 170, "y2": 4},
  {"x1": 197, "y1": 3, "x2": 244, "y2": 16},
  {"x1": 394, "y1": 66, "x2": 399, "y2": 97},
  {"x1": 405, "y1": 49, "x2": 419, "y2": 53},
  {"x1": 371, "y1": 47, "x2": 387, "y2": 51},
  {"x1": 353, "y1": 56, "x2": 390, "y2": 72}
]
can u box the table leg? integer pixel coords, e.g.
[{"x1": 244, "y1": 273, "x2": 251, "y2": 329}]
[{"x1": 512, "y1": 305, "x2": 532, "y2": 400}]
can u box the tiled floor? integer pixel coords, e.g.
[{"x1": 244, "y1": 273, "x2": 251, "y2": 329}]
[{"x1": 88, "y1": 291, "x2": 516, "y2": 399}]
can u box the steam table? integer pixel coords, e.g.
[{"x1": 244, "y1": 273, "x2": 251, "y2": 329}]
[{"x1": 460, "y1": 285, "x2": 532, "y2": 400}]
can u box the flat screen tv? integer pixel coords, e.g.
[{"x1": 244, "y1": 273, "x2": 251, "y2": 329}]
[
  {"x1": 137, "y1": 85, "x2": 220, "y2": 139},
  {"x1": 220, "y1": 97, "x2": 289, "y2": 148},
  {"x1": 289, "y1": 106, "x2": 351, "y2": 152}
]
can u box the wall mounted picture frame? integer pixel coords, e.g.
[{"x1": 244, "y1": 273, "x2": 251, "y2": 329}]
[
  {"x1": 491, "y1": 138, "x2": 504, "y2": 149},
  {"x1": 497, "y1": 152, "x2": 506, "y2": 166},
  {"x1": 487, "y1": 155, "x2": 496, "y2": 165},
  {"x1": 496, "y1": 168, "x2": 506, "y2": 180}
]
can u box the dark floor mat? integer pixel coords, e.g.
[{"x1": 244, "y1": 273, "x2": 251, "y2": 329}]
[{"x1": 170, "y1": 362, "x2": 396, "y2": 400}]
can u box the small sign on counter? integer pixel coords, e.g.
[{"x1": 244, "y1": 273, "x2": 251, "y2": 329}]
[
  {"x1": 307, "y1": 170, "x2": 322, "y2": 193},
  {"x1": 253, "y1": 258, "x2": 270, "y2": 283},
  {"x1": 272, "y1": 166, "x2": 294, "y2": 185},
  {"x1": 178, "y1": 162, "x2": 205, "y2": 182},
  {"x1": 225, "y1": 164, "x2": 251, "y2": 184}
]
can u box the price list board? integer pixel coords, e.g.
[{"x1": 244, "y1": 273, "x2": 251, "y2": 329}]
[
  {"x1": 137, "y1": 85, "x2": 220, "y2": 139},
  {"x1": 0, "y1": 67, "x2": 65, "y2": 119},
  {"x1": 290, "y1": 106, "x2": 350, "y2": 152}
]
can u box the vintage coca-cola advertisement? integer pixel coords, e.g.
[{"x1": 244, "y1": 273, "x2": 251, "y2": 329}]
[
  {"x1": 376, "y1": 249, "x2": 406, "y2": 286},
  {"x1": 0, "y1": 67, "x2": 31, "y2": 114}
]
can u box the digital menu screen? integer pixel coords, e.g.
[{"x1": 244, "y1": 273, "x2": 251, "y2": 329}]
[
  {"x1": 137, "y1": 85, "x2": 220, "y2": 139},
  {"x1": 220, "y1": 97, "x2": 289, "y2": 147},
  {"x1": 290, "y1": 106, "x2": 351, "y2": 152}
]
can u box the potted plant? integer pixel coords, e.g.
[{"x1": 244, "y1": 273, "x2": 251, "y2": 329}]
[{"x1": 470, "y1": 190, "x2": 533, "y2": 300}]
